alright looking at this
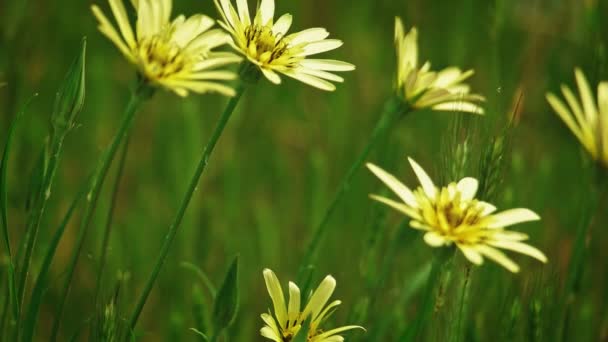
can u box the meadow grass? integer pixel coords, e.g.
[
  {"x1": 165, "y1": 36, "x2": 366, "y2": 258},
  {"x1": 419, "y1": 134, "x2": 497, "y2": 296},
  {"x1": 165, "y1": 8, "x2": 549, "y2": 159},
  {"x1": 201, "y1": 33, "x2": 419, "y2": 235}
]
[{"x1": 1, "y1": 0, "x2": 608, "y2": 341}]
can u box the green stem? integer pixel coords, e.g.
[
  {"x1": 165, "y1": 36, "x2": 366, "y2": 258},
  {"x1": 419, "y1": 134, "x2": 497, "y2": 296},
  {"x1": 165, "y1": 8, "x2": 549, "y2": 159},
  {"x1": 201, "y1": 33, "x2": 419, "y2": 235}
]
[
  {"x1": 0, "y1": 95, "x2": 35, "y2": 333},
  {"x1": 50, "y1": 82, "x2": 152, "y2": 342},
  {"x1": 450, "y1": 264, "x2": 472, "y2": 342},
  {"x1": 20, "y1": 186, "x2": 85, "y2": 342},
  {"x1": 558, "y1": 170, "x2": 608, "y2": 341},
  {"x1": 16, "y1": 123, "x2": 70, "y2": 320},
  {"x1": 297, "y1": 96, "x2": 407, "y2": 282},
  {"x1": 94, "y1": 133, "x2": 132, "y2": 308},
  {"x1": 127, "y1": 83, "x2": 247, "y2": 333},
  {"x1": 400, "y1": 247, "x2": 454, "y2": 341}
]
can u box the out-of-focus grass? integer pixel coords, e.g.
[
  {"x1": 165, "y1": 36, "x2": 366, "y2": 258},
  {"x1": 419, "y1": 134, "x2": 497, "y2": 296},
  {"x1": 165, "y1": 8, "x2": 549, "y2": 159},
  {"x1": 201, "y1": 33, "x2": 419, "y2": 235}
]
[{"x1": 1, "y1": 0, "x2": 607, "y2": 341}]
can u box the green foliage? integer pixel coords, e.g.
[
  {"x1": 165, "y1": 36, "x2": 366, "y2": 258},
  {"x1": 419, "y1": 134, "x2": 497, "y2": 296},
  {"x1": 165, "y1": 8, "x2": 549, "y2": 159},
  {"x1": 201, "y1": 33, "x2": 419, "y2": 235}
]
[
  {"x1": 0, "y1": 1, "x2": 607, "y2": 341},
  {"x1": 211, "y1": 256, "x2": 239, "y2": 339}
]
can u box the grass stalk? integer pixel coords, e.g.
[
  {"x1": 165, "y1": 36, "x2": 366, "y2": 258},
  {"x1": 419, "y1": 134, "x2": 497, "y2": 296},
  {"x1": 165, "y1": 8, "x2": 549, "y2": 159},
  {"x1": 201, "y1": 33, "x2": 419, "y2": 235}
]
[
  {"x1": 50, "y1": 81, "x2": 153, "y2": 341},
  {"x1": 20, "y1": 185, "x2": 85, "y2": 342},
  {"x1": 297, "y1": 96, "x2": 407, "y2": 282},
  {"x1": 400, "y1": 247, "x2": 454, "y2": 341},
  {"x1": 127, "y1": 82, "x2": 247, "y2": 332},
  {"x1": 0, "y1": 94, "x2": 36, "y2": 332},
  {"x1": 94, "y1": 133, "x2": 132, "y2": 308}
]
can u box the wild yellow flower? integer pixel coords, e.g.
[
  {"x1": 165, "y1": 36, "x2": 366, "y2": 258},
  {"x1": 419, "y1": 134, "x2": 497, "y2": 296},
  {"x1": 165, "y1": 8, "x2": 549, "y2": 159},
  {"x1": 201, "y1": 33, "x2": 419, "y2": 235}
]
[
  {"x1": 546, "y1": 68, "x2": 608, "y2": 168},
  {"x1": 91, "y1": 0, "x2": 241, "y2": 97},
  {"x1": 214, "y1": 0, "x2": 355, "y2": 91},
  {"x1": 394, "y1": 17, "x2": 484, "y2": 114},
  {"x1": 261, "y1": 269, "x2": 363, "y2": 342},
  {"x1": 367, "y1": 158, "x2": 547, "y2": 273}
]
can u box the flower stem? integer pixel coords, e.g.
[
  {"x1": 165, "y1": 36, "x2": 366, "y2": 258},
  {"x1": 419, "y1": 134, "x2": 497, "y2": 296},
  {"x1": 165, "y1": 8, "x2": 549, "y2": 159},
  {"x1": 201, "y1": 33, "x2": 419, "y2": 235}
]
[
  {"x1": 49, "y1": 81, "x2": 153, "y2": 342},
  {"x1": 127, "y1": 83, "x2": 247, "y2": 333},
  {"x1": 297, "y1": 96, "x2": 407, "y2": 282},
  {"x1": 558, "y1": 169, "x2": 608, "y2": 341},
  {"x1": 93, "y1": 132, "x2": 132, "y2": 309},
  {"x1": 400, "y1": 247, "x2": 454, "y2": 341}
]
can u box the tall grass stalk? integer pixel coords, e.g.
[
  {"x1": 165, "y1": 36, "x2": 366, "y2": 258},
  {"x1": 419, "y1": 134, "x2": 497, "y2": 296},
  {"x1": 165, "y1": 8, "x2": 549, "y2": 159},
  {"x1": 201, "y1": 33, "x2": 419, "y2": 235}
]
[
  {"x1": 559, "y1": 167, "x2": 608, "y2": 341},
  {"x1": 94, "y1": 133, "x2": 132, "y2": 307},
  {"x1": 50, "y1": 79, "x2": 154, "y2": 341},
  {"x1": 20, "y1": 186, "x2": 85, "y2": 342},
  {"x1": 16, "y1": 39, "x2": 87, "y2": 327},
  {"x1": 0, "y1": 93, "x2": 37, "y2": 337},
  {"x1": 297, "y1": 96, "x2": 408, "y2": 281},
  {"x1": 400, "y1": 247, "x2": 455, "y2": 341},
  {"x1": 127, "y1": 73, "x2": 252, "y2": 331}
]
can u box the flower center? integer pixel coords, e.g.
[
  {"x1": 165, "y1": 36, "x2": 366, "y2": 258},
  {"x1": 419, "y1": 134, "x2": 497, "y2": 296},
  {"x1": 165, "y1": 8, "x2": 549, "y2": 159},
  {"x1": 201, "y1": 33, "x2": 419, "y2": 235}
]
[
  {"x1": 243, "y1": 25, "x2": 290, "y2": 65},
  {"x1": 136, "y1": 34, "x2": 190, "y2": 80},
  {"x1": 416, "y1": 186, "x2": 487, "y2": 244}
]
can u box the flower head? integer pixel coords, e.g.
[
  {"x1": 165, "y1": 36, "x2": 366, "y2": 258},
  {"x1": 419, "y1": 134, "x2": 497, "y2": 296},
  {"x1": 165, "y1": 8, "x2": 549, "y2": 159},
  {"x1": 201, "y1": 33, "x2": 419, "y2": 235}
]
[
  {"x1": 367, "y1": 158, "x2": 547, "y2": 273},
  {"x1": 214, "y1": 0, "x2": 355, "y2": 91},
  {"x1": 394, "y1": 17, "x2": 484, "y2": 114},
  {"x1": 91, "y1": 0, "x2": 241, "y2": 97},
  {"x1": 260, "y1": 269, "x2": 363, "y2": 341},
  {"x1": 546, "y1": 68, "x2": 608, "y2": 168}
]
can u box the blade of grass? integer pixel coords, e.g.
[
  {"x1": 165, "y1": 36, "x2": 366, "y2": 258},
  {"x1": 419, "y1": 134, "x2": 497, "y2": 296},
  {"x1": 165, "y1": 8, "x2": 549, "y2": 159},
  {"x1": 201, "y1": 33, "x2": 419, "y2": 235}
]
[
  {"x1": 297, "y1": 96, "x2": 407, "y2": 282},
  {"x1": 94, "y1": 133, "x2": 132, "y2": 308},
  {"x1": 0, "y1": 93, "x2": 37, "y2": 331},
  {"x1": 15, "y1": 39, "x2": 86, "y2": 329},
  {"x1": 20, "y1": 183, "x2": 86, "y2": 342},
  {"x1": 400, "y1": 247, "x2": 455, "y2": 341},
  {"x1": 50, "y1": 80, "x2": 154, "y2": 342},
  {"x1": 128, "y1": 81, "x2": 247, "y2": 332}
]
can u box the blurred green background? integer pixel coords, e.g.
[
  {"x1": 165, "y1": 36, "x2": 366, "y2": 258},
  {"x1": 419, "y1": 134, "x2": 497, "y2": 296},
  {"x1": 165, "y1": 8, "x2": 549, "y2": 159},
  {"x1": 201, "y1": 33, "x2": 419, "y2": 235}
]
[{"x1": 1, "y1": 0, "x2": 608, "y2": 340}]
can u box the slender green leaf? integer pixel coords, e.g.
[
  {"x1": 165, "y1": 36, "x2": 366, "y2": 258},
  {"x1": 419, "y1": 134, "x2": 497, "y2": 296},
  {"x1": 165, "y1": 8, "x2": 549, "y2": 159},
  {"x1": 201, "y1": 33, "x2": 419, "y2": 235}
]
[{"x1": 212, "y1": 255, "x2": 239, "y2": 337}]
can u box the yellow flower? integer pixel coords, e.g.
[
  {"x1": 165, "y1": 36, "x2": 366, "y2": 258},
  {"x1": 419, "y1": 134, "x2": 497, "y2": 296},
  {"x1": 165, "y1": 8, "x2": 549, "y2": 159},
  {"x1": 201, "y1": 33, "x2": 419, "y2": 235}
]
[
  {"x1": 214, "y1": 0, "x2": 355, "y2": 91},
  {"x1": 367, "y1": 158, "x2": 547, "y2": 273},
  {"x1": 261, "y1": 269, "x2": 363, "y2": 342},
  {"x1": 91, "y1": 0, "x2": 242, "y2": 97},
  {"x1": 394, "y1": 17, "x2": 484, "y2": 114},
  {"x1": 546, "y1": 68, "x2": 608, "y2": 167}
]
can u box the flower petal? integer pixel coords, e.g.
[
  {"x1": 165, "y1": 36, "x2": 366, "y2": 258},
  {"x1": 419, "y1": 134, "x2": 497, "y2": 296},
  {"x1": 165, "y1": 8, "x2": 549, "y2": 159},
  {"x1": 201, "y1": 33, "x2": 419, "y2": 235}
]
[
  {"x1": 407, "y1": 157, "x2": 437, "y2": 200},
  {"x1": 456, "y1": 177, "x2": 478, "y2": 201},
  {"x1": 366, "y1": 163, "x2": 418, "y2": 208},
  {"x1": 487, "y1": 208, "x2": 540, "y2": 228},
  {"x1": 487, "y1": 240, "x2": 547, "y2": 263},
  {"x1": 475, "y1": 245, "x2": 520, "y2": 273},
  {"x1": 259, "y1": 0, "x2": 275, "y2": 25},
  {"x1": 263, "y1": 269, "x2": 288, "y2": 327},
  {"x1": 272, "y1": 13, "x2": 292, "y2": 36},
  {"x1": 301, "y1": 275, "x2": 336, "y2": 321},
  {"x1": 288, "y1": 281, "x2": 301, "y2": 319}
]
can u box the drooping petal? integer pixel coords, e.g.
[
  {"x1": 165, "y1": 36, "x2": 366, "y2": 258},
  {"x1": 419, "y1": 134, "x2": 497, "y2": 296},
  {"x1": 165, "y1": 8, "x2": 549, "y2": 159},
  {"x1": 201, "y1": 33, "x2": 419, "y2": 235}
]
[
  {"x1": 458, "y1": 245, "x2": 484, "y2": 265},
  {"x1": 475, "y1": 245, "x2": 520, "y2": 273},
  {"x1": 300, "y1": 59, "x2": 355, "y2": 72},
  {"x1": 487, "y1": 240, "x2": 548, "y2": 263},
  {"x1": 486, "y1": 209, "x2": 540, "y2": 228}
]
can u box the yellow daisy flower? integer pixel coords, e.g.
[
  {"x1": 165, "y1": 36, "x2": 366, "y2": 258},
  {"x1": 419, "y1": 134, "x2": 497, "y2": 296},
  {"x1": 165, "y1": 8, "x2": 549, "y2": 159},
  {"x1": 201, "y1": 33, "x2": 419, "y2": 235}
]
[
  {"x1": 261, "y1": 269, "x2": 363, "y2": 342},
  {"x1": 366, "y1": 158, "x2": 547, "y2": 273},
  {"x1": 394, "y1": 17, "x2": 484, "y2": 114},
  {"x1": 546, "y1": 68, "x2": 608, "y2": 167},
  {"x1": 214, "y1": 0, "x2": 355, "y2": 91},
  {"x1": 91, "y1": 0, "x2": 242, "y2": 97}
]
